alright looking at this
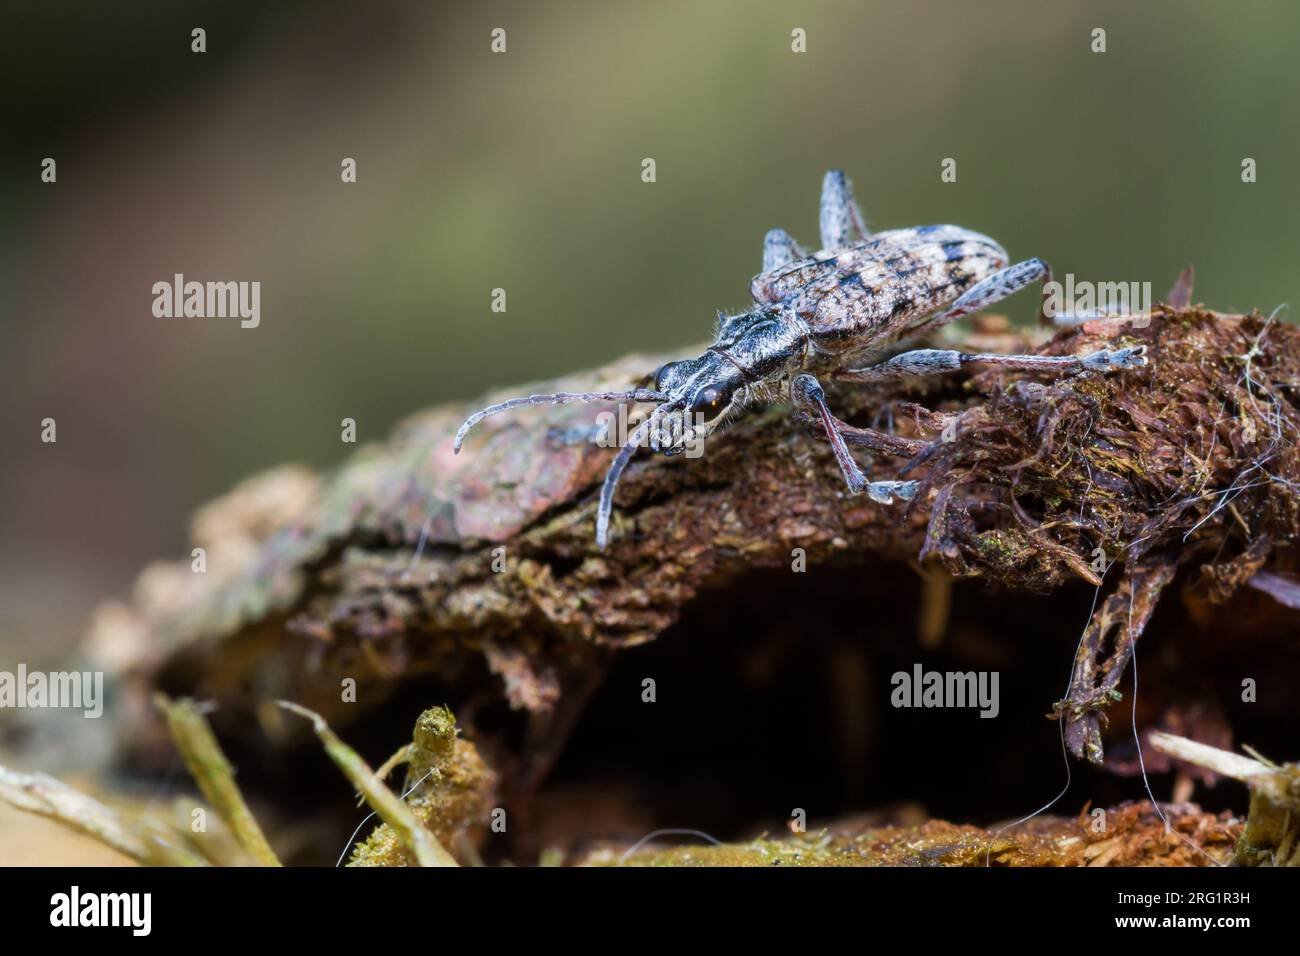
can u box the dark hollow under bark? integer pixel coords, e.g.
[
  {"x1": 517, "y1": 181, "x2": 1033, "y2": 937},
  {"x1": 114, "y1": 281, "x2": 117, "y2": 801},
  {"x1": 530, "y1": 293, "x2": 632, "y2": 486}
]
[{"x1": 84, "y1": 303, "x2": 1300, "y2": 859}]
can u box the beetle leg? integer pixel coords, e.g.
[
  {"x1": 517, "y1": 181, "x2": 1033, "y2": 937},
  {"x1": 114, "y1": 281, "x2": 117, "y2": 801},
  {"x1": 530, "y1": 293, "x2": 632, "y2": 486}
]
[
  {"x1": 790, "y1": 373, "x2": 918, "y2": 503},
  {"x1": 908, "y1": 258, "x2": 1051, "y2": 340},
  {"x1": 836, "y1": 344, "x2": 1148, "y2": 384},
  {"x1": 818, "y1": 169, "x2": 869, "y2": 249},
  {"x1": 762, "y1": 228, "x2": 807, "y2": 271}
]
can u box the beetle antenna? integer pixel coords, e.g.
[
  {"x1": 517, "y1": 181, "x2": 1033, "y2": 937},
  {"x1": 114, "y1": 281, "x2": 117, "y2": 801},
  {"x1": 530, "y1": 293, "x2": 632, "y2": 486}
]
[
  {"x1": 454, "y1": 388, "x2": 668, "y2": 453},
  {"x1": 596, "y1": 399, "x2": 683, "y2": 549}
]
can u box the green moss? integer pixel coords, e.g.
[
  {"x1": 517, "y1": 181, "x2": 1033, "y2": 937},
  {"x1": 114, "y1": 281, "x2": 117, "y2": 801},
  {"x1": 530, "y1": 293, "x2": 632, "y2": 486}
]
[
  {"x1": 592, "y1": 807, "x2": 1239, "y2": 868},
  {"x1": 348, "y1": 706, "x2": 498, "y2": 867}
]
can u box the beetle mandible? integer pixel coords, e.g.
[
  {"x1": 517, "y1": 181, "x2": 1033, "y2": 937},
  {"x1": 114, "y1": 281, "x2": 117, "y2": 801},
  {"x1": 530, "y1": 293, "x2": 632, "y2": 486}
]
[{"x1": 454, "y1": 170, "x2": 1147, "y2": 549}]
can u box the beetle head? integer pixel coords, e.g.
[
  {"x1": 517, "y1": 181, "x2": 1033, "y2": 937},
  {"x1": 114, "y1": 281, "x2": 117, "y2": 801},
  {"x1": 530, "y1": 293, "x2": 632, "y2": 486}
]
[{"x1": 648, "y1": 351, "x2": 745, "y2": 450}]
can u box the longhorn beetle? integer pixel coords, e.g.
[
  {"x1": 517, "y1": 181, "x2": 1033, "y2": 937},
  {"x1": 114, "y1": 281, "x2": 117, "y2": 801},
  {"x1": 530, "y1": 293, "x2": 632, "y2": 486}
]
[{"x1": 454, "y1": 170, "x2": 1147, "y2": 549}]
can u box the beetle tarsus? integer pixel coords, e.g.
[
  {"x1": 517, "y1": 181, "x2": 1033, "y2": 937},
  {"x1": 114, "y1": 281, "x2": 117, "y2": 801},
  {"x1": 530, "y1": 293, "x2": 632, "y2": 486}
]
[
  {"x1": 1081, "y1": 345, "x2": 1149, "y2": 371},
  {"x1": 867, "y1": 480, "x2": 919, "y2": 505}
]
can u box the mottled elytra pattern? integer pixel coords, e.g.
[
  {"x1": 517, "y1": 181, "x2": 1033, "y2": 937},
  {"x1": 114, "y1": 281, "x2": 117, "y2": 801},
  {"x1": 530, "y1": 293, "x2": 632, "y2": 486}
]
[
  {"x1": 750, "y1": 225, "x2": 1009, "y2": 354},
  {"x1": 455, "y1": 170, "x2": 1147, "y2": 549}
]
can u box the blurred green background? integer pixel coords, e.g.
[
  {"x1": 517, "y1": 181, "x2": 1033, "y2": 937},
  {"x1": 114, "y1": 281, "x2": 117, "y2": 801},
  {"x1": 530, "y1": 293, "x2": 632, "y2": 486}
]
[{"x1": 2, "y1": 0, "x2": 1297, "y2": 655}]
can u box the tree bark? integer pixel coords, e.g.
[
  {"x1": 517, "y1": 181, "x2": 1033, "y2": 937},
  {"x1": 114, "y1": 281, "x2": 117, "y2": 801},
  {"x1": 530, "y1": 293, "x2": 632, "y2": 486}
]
[{"x1": 87, "y1": 306, "x2": 1300, "y2": 776}]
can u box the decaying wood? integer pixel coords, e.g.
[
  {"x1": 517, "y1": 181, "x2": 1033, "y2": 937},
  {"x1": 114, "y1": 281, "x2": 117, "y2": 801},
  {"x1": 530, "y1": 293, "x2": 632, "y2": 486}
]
[
  {"x1": 586, "y1": 801, "x2": 1241, "y2": 867},
  {"x1": 1151, "y1": 732, "x2": 1300, "y2": 866},
  {"x1": 1051, "y1": 558, "x2": 1179, "y2": 764},
  {"x1": 86, "y1": 305, "x2": 1300, "y2": 782}
]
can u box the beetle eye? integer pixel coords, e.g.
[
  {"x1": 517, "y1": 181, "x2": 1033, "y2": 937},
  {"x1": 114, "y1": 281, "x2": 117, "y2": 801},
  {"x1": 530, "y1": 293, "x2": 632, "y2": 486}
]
[
  {"x1": 687, "y1": 384, "x2": 733, "y2": 420},
  {"x1": 652, "y1": 362, "x2": 681, "y2": 392}
]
